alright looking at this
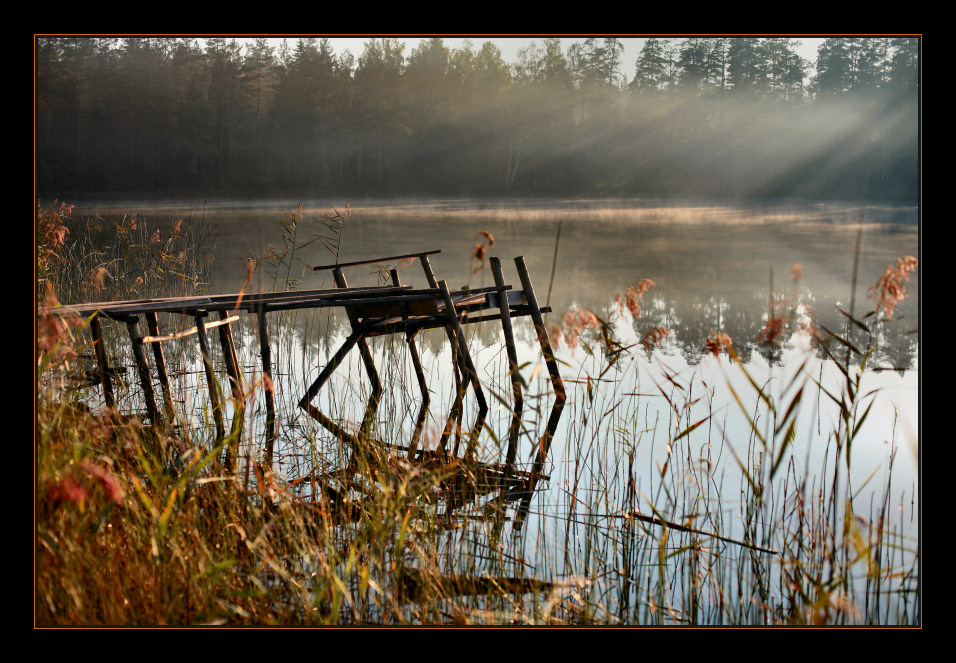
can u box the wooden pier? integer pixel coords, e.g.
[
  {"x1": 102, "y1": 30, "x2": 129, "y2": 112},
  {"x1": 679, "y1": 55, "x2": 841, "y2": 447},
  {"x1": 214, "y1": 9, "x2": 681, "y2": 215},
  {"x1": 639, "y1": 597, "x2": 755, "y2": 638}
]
[{"x1": 39, "y1": 250, "x2": 565, "y2": 524}]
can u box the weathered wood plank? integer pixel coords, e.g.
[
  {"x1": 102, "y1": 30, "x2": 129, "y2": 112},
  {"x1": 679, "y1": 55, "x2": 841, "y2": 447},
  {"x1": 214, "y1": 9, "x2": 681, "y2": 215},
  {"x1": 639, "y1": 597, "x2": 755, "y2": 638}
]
[
  {"x1": 140, "y1": 315, "x2": 240, "y2": 343},
  {"x1": 313, "y1": 249, "x2": 440, "y2": 271}
]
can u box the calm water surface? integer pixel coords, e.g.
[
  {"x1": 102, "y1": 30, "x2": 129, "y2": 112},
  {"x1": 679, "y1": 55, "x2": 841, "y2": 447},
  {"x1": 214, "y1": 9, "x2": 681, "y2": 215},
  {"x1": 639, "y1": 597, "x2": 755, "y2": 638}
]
[
  {"x1": 76, "y1": 196, "x2": 919, "y2": 476},
  {"x1": 82, "y1": 197, "x2": 918, "y2": 366},
  {"x1": 73, "y1": 198, "x2": 920, "y2": 620}
]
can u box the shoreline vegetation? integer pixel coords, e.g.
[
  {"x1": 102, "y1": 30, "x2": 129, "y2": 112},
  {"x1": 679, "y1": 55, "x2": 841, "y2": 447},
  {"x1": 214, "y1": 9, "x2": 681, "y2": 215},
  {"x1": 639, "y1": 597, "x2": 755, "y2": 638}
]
[{"x1": 35, "y1": 202, "x2": 919, "y2": 625}]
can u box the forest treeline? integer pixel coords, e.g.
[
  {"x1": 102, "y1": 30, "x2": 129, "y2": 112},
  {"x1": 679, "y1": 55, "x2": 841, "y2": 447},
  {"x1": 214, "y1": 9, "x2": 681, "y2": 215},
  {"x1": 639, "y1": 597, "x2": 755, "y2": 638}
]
[{"x1": 35, "y1": 37, "x2": 920, "y2": 201}]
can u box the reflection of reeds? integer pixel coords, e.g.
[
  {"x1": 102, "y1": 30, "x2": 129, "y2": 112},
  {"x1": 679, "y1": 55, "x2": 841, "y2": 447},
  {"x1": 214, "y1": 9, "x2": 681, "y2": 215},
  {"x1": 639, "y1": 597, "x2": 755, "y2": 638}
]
[
  {"x1": 869, "y1": 256, "x2": 918, "y2": 319},
  {"x1": 35, "y1": 206, "x2": 919, "y2": 625}
]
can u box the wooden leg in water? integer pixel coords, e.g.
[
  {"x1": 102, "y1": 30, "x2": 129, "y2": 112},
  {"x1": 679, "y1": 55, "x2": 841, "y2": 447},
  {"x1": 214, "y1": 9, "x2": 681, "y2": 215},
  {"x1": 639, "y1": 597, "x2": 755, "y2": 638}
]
[
  {"x1": 298, "y1": 330, "x2": 363, "y2": 414},
  {"x1": 359, "y1": 378, "x2": 381, "y2": 441},
  {"x1": 258, "y1": 309, "x2": 277, "y2": 468},
  {"x1": 406, "y1": 330, "x2": 429, "y2": 407},
  {"x1": 418, "y1": 254, "x2": 439, "y2": 289},
  {"x1": 299, "y1": 328, "x2": 369, "y2": 466},
  {"x1": 420, "y1": 257, "x2": 464, "y2": 405},
  {"x1": 420, "y1": 253, "x2": 461, "y2": 411},
  {"x1": 490, "y1": 257, "x2": 524, "y2": 475},
  {"x1": 332, "y1": 266, "x2": 381, "y2": 399},
  {"x1": 125, "y1": 315, "x2": 160, "y2": 425},
  {"x1": 406, "y1": 400, "x2": 429, "y2": 459},
  {"x1": 438, "y1": 281, "x2": 487, "y2": 461},
  {"x1": 217, "y1": 311, "x2": 244, "y2": 472},
  {"x1": 439, "y1": 371, "x2": 465, "y2": 458},
  {"x1": 356, "y1": 329, "x2": 382, "y2": 399},
  {"x1": 90, "y1": 315, "x2": 115, "y2": 409},
  {"x1": 392, "y1": 268, "x2": 430, "y2": 407},
  {"x1": 192, "y1": 312, "x2": 225, "y2": 445},
  {"x1": 449, "y1": 331, "x2": 462, "y2": 403},
  {"x1": 513, "y1": 256, "x2": 567, "y2": 530},
  {"x1": 217, "y1": 311, "x2": 244, "y2": 403},
  {"x1": 514, "y1": 256, "x2": 566, "y2": 407},
  {"x1": 145, "y1": 312, "x2": 176, "y2": 422}
]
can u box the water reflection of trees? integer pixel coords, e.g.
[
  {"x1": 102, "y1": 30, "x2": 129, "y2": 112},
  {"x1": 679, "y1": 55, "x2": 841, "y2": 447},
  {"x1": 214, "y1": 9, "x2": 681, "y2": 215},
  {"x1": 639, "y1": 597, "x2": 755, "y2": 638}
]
[
  {"x1": 629, "y1": 293, "x2": 917, "y2": 369},
  {"x1": 268, "y1": 288, "x2": 917, "y2": 372}
]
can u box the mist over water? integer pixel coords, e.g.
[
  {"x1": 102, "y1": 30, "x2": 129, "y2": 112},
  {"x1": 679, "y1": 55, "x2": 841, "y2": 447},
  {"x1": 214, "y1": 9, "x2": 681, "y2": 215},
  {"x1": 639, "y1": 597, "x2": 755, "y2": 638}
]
[{"x1": 77, "y1": 197, "x2": 917, "y2": 368}]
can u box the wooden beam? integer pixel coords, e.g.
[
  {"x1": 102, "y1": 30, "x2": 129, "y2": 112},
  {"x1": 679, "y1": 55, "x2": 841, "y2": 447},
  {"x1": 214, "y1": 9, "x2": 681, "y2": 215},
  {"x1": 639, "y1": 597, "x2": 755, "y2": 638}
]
[
  {"x1": 89, "y1": 316, "x2": 115, "y2": 409},
  {"x1": 192, "y1": 311, "x2": 225, "y2": 443},
  {"x1": 313, "y1": 250, "x2": 441, "y2": 272},
  {"x1": 140, "y1": 315, "x2": 239, "y2": 343},
  {"x1": 491, "y1": 257, "x2": 523, "y2": 475},
  {"x1": 258, "y1": 309, "x2": 277, "y2": 468},
  {"x1": 332, "y1": 266, "x2": 381, "y2": 398},
  {"x1": 145, "y1": 311, "x2": 177, "y2": 422},
  {"x1": 125, "y1": 316, "x2": 160, "y2": 425}
]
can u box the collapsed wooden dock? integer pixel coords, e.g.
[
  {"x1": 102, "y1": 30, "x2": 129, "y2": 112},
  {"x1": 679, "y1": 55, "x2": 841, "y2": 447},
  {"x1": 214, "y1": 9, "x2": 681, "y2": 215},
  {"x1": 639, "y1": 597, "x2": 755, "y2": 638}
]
[{"x1": 39, "y1": 250, "x2": 565, "y2": 524}]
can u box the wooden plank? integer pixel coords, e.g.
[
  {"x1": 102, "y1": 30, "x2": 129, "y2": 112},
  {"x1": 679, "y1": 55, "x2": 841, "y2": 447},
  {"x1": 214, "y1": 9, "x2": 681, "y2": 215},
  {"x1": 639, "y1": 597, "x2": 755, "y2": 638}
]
[
  {"x1": 356, "y1": 304, "x2": 547, "y2": 338},
  {"x1": 43, "y1": 297, "x2": 215, "y2": 318},
  {"x1": 38, "y1": 285, "x2": 415, "y2": 318},
  {"x1": 140, "y1": 315, "x2": 240, "y2": 343},
  {"x1": 353, "y1": 299, "x2": 440, "y2": 318},
  {"x1": 313, "y1": 250, "x2": 441, "y2": 271}
]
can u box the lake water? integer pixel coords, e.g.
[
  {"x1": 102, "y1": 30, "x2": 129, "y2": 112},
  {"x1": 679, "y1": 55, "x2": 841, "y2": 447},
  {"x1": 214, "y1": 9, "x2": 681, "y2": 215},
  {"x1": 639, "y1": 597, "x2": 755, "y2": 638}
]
[
  {"x1": 79, "y1": 197, "x2": 918, "y2": 364},
  {"x1": 70, "y1": 198, "x2": 920, "y2": 623}
]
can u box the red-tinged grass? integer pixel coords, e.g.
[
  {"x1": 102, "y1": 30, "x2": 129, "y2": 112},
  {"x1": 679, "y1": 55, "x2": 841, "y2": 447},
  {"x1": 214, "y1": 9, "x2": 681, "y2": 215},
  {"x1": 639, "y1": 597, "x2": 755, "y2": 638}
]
[{"x1": 869, "y1": 256, "x2": 918, "y2": 319}]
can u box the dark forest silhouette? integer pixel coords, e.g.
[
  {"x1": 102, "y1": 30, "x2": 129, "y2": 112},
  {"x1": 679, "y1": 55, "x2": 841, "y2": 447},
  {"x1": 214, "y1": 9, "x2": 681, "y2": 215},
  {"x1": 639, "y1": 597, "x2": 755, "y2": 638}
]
[{"x1": 35, "y1": 37, "x2": 919, "y2": 201}]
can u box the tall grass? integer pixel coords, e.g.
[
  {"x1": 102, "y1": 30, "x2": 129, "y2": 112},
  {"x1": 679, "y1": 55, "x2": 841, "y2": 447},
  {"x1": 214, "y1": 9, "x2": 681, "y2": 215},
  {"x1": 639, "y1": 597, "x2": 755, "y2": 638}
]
[{"x1": 35, "y1": 202, "x2": 919, "y2": 625}]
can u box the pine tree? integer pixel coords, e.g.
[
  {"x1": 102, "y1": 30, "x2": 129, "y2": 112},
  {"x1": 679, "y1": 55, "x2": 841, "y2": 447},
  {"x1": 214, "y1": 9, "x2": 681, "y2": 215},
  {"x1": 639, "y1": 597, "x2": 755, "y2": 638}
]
[
  {"x1": 889, "y1": 37, "x2": 919, "y2": 91},
  {"x1": 727, "y1": 37, "x2": 764, "y2": 94},
  {"x1": 630, "y1": 38, "x2": 674, "y2": 91}
]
